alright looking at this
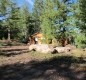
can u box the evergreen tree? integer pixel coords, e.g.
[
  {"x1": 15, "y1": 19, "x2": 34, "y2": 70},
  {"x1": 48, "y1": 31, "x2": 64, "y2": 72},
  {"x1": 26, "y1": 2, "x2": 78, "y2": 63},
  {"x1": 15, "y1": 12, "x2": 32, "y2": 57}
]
[
  {"x1": 40, "y1": 0, "x2": 56, "y2": 42},
  {"x1": 4, "y1": 2, "x2": 20, "y2": 40},
  {"x1": 0, "y1": 0, "x2": 21, "y2": 40},
  {"x1": 74, "y1": 0, "x2": 86, "y2": 48},
  {"x1": 19, "y1": 3, "x2": 30, "y2": 39},
  {"x1": 78, "y1": 0, "x2": 86, "y2": 34},
  {"x1": 33, "y1": 0, "x2": 44, "y2": 32},
  {"x1": 0, "y1": 0, "x2": 13, "y2": 40},
  {"x1": 0, "y1": 0, "x2": 10, "y2": 16}
]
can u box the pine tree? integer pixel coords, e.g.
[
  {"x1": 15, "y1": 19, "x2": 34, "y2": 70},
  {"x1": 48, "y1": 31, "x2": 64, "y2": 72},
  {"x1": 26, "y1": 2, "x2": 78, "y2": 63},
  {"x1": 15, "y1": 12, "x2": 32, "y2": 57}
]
[
  {"x1": 74, "y1": 0, "x2": 86, "y2": 48},
  {"x1": 78, "y1": 0, "x2": 86, "y2": 34},
  {"x1": 0, "y1": 0, "x2": 13, "y2": 40},
  {"x1": 0, "y1": 0, "x2": 21, "y2": 40},
  {"x1": 70, "y1": 0, "x2": 86, "y2": 48},
  {"x1": 40, "y1": 0, "x2": 56, "y2": 42},
  {"x1": 33, "y1": 0, "x2": 44, "y2": 32},
  {"x1": 19, "y1": 3, "x2": 30, "y2": 39},
  {"x1": 5, "y1": 2, "x2": 20, "y2": 40},
  {"x1": 0, "y1": 0, "x2": 10, "y2": 16}
]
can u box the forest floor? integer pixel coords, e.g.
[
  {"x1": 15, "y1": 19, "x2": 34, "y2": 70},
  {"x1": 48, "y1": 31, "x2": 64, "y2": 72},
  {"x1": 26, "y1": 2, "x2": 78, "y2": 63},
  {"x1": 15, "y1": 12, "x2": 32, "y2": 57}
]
[{"x1": 0, "y1": 45, "x2": 86, "y2": 80}]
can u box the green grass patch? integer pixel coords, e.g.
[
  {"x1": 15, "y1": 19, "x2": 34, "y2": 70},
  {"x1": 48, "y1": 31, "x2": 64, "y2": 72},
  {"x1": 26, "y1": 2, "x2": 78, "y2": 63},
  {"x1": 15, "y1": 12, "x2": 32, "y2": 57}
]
[{"x1": 28, "y1": 51, "x2": 71, "y2": 60}]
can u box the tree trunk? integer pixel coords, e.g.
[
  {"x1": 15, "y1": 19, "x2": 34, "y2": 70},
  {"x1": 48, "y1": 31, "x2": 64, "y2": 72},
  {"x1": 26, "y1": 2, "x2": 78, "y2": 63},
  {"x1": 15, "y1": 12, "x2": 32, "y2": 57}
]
[{"x1": 8, "y1": 28, "x2": 11, "y2": 41}]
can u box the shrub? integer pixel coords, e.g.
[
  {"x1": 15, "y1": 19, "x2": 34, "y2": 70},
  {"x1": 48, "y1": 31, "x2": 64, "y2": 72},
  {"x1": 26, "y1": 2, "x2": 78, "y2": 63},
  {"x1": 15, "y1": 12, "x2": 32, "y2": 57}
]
[{"x1": 75, "y1": 33, "x2": 86, "y2": 48}]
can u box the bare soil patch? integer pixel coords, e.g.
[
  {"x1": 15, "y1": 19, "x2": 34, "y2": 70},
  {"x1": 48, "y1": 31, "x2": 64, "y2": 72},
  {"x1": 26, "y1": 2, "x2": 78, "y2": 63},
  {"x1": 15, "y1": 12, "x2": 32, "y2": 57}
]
[{"x1": 0, "y1": 46, "x2": 86, "y2": 80}]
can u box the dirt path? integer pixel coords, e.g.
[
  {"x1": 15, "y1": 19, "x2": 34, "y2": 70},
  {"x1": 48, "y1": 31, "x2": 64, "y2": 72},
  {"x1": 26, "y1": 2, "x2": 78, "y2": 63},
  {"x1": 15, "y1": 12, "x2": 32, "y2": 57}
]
[{"x1": 0, "y1": 53, "x2": 33, "y2": 66}]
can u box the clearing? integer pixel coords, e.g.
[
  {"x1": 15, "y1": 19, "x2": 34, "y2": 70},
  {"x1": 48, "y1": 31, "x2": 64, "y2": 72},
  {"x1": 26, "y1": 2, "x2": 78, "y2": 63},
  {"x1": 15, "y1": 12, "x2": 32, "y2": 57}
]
[{"x1": 0, "y1": 45, "x2": 86, "y2": 80}]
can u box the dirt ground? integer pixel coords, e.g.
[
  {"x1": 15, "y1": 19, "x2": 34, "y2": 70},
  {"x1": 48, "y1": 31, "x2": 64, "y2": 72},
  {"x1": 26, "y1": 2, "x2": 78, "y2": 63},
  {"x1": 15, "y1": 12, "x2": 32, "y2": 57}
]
[{"x1": 0, "y1": 46, "x2": 86, "y2": 80}]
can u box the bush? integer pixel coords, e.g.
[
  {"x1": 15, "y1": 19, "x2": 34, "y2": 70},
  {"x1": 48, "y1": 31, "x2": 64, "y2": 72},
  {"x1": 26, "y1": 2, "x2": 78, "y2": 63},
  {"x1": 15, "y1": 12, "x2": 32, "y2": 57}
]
[{"x1": 75, "y1": 33, "x2": 86, "y2": 48}]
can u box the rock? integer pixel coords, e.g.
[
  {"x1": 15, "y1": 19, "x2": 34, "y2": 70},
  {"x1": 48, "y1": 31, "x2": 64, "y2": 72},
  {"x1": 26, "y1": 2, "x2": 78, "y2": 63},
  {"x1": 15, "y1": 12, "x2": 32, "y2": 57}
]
[
  {"x1": 29, "y1": 44, "x2": 54, "y2": 53},
  {"x1": 54, "y1": 47, "x2": 71, "y2": 53},
  {"x1": 37, "y1": 44, "x2": 55, "y2": 53},
  {"x1": 66, "y1": 44, "x2": 76, "y2": 49},
  {"x1": 51, "y1": 49, "x2": 58, "y2": 54},
  {"x1": 29, "y1": 44, "x2": 36, "y2": 51},
  {"x1": 29, "y1": 44, "x2": 71, "y2": 53}
]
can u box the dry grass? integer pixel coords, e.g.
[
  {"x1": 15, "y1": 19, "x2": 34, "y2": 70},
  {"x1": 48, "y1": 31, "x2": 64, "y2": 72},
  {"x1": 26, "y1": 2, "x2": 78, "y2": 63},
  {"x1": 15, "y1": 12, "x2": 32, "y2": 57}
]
[
  {"x1": 28, "y1": 48, "x2": 86, "y2": 60},
  {"x1": 29, "y1": 51, "x2": 58, "y2": 60},
  {"x1": 0, "y1": 48, "x2": 86, "y2": 66},
  {"x1": 0, "y1": 48, "x2": 86, "y2": 80},
  {"x1": 28, "y1": 51, "x2": 71, "y2": 60},
  {"x1": 71, "y1": 49, "x2": 86, "y2": 57}
]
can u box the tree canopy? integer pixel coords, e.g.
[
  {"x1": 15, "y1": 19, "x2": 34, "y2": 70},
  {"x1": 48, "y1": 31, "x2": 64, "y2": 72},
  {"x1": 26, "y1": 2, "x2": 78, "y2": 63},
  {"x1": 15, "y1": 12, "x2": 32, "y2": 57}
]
[{"x1": 0, "y1": 0, "x2": 86, "y2": 48}]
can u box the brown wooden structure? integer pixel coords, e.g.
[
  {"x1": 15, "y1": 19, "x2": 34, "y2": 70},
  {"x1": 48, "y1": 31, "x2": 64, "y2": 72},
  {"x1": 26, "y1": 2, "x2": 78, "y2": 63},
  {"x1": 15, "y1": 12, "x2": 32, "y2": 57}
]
[
  {"x1": 28, "y1": 32, "x2": 71, "y2": 47},
  {"x1": 29, "y1": 32, "x2": 43, "y2": 44}
]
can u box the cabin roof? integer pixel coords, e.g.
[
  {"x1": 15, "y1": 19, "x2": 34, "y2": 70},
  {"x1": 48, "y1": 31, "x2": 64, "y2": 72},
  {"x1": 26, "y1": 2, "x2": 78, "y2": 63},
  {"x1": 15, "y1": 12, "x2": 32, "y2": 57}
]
[{"x1": 31, "y1": 32, "x2": 43, "y2": 38}]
